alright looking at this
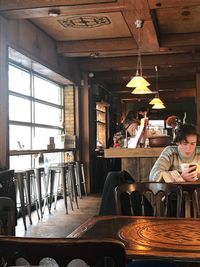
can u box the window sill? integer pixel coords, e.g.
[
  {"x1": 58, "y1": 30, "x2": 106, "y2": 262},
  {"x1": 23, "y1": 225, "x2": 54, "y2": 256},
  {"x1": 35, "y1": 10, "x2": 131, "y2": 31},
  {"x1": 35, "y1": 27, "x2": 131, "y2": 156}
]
[{"x1": 10, "y1": 148, "x2": 75, "y2": 156}]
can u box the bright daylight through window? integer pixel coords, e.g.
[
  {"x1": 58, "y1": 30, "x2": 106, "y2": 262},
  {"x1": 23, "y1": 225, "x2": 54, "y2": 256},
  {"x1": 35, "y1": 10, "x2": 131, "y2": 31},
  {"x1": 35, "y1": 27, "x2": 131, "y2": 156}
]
[{"x1": 9, "y1": 61, "x2": 64, "y2": 170}]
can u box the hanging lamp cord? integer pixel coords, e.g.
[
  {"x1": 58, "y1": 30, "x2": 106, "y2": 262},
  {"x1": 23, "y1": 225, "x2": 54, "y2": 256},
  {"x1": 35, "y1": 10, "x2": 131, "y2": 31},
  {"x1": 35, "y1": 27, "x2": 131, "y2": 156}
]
[{"x1": 136, "y1": 23, "x2": 143, "y2": 76}]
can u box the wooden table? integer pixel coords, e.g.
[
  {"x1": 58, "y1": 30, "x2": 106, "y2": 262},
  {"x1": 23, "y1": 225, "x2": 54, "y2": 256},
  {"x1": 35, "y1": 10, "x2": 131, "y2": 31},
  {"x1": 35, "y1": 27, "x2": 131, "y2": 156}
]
[{"x1": 68, "y1": 216, "x2": 200, "y2": 262}]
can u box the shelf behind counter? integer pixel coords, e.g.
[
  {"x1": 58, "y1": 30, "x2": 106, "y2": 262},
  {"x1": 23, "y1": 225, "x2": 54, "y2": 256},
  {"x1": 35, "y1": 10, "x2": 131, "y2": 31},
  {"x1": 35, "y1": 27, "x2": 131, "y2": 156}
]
[{"x1": 104, "y1": 147, "x2": 164, "y2": 182}]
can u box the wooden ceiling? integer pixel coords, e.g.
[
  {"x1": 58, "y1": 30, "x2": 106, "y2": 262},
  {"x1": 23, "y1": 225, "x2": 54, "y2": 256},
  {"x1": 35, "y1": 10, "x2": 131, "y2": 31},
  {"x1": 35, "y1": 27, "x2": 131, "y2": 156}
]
[{"x1": 1, "y1": 0, "x2": 200, "y2": 104}]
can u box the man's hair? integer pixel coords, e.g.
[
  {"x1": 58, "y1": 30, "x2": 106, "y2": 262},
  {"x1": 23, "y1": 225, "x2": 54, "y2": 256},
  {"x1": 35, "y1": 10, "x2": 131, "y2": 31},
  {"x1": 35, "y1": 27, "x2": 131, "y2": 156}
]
[{"x1": 174, "y1": 123, "x2": 199, "y2": 143}]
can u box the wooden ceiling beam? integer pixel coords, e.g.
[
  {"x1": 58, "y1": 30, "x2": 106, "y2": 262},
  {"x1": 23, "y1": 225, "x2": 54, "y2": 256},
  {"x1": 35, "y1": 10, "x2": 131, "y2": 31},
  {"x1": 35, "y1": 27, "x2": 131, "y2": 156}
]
[
  {"x1": 111, "y1": 81, "x2": 196, "y2": 92},
  {"x1": 161, "y1": 33, "x2": 200, "y2": 48},
  {"x1": 80, "y1": 53, "x2": 200, "y2": 71},
  {"x1": 0, "y1": 1, "x2": 124, "y2": 19},
  {"x1": 119, "y1": 89, "x2": 195, "y2": 101},
  {"x1": 0, "y1": 0, "x2": 116, "y2": 10},
  {"x1": 148, "y1": 0, "x2": 200, "y2": 9},
  {"x1": 57, "y1": 38, "x2": 137, "y2": 54},
  {"x1": 118, "y1": 0, "x2": 159, "y2": 51},
  {"x1": 94, "y1": 67, "x2": 197, "y2": 80}
]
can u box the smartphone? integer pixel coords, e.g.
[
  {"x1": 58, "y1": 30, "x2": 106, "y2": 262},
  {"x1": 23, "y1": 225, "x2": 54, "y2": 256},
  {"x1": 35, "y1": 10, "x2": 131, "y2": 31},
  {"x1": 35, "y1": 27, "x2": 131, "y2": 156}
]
[{"x1": 189, "y1": 164, "x2": 197, "y2": 173}]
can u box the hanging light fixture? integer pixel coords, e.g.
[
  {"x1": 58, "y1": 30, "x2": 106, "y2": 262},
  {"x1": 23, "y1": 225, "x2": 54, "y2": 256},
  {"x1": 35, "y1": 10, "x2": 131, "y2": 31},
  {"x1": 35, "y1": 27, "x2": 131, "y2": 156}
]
[
  {"x1": 149, "y1": 97, "x2": 164, "y2": 105},
  {"x1": 150, "y1": 66, "x2": 166, "y2": 109},
  {"x1": 127, "y1": 19, "x2": 152, "y2": 94},
  {"x1": 152, "y1": 102, "x2": 166, "y2": 109},
  {"x1": 131, "y1": 84, "x2": 152, "y2": 94}
]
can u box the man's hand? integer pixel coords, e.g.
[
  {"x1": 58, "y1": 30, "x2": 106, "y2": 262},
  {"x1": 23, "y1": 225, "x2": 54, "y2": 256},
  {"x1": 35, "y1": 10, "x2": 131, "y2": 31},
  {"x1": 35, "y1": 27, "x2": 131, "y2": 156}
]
[{"x1": 181, "y1": 165, "x2": 198, "y2": 182}]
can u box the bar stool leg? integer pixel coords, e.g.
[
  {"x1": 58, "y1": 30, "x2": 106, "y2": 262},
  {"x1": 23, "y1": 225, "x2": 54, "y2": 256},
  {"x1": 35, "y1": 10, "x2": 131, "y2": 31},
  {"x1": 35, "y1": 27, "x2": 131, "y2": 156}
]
[
  {"x1": 35, "y1": 168, "x2": 43, "y2": 219},
  {"x1": 31, "y1": 174, "x2": 40, "y2": 220},
  {"x1": 48, "y1": 169, "x2": 55, "y2": 213},
  {"x1": 81, "y1": 163, "x2": 87, "y2": 196},
  {"x1": 74, "y1": 162, "x2": 82, "y2": 199},
  {"x1": 69, "y1": 164, "x2": 79, "y2": 209},
  {"x1": 61, "y1": 166, "x2": 69, "y2": 214},
  {"x1": 65, "y1": 168, "x2": 74, "y2": 211},
  {"x1": 23, "y1": 175, "x2": 32, "y2": 225},
  {"x1": 54, "y1": 171, "x2": 60, "y2": 210},
  {"x1": 43, "y1": 169, "x2": 51, "y2": 214}
]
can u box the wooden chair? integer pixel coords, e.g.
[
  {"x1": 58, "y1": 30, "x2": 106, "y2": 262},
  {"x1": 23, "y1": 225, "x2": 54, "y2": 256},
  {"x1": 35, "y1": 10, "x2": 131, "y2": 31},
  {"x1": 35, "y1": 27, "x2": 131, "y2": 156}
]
[
  {"x1": 0, "y1": 237, "x2": 126, "y2": 267},
  {"x1": 0, "y1": 197, "x2": 16, "y2": 235},
  {"x1": 0, "y1": 169, "x2": 17, "y2": 234},
  {"x1": 115, "y1": 182, "x2": 183, "y2": 217},
  {"x1": 194, "y1": 187, "x2": 200, "y2": 218}
]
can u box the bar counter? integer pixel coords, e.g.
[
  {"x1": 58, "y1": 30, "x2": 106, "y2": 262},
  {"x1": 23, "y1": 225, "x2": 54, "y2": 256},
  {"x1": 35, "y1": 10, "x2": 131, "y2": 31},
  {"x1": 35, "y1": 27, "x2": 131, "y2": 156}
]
[{"x1": 104, "y1": 147, "x2": 164, "y2": 181}]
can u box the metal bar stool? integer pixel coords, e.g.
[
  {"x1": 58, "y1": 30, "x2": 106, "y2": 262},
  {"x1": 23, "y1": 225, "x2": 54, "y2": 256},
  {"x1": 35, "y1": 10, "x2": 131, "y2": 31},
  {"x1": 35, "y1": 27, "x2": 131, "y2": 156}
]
[
  {"x1": 14, "y1": 172, "x2": 32, "y2": 230},
  {"x1": 25, "y1": 169, "x2": 40, "y2": 221},
  {"x1": 47, "y1": 164, "x2": 74, "y2": 214}
]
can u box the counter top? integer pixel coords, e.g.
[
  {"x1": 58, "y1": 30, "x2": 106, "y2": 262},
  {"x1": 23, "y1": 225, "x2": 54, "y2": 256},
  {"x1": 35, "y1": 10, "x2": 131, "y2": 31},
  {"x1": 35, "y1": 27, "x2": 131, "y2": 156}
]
[{"x1": 104, "y1": 147, "x2": 164, "y2": 158}]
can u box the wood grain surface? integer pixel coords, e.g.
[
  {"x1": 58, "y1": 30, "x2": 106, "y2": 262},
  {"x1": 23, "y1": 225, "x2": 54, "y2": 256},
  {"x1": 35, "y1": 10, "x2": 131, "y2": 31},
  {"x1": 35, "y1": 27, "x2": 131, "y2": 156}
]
[{"x1": 68, "y1": 216, "x2": 200, "y2": 261}]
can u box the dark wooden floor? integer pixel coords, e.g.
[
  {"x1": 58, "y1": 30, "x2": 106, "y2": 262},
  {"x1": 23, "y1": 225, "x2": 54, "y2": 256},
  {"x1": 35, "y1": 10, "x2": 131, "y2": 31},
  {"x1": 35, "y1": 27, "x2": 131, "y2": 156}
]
[{"x1": 15, "y1": 194, "x2": 101, "y2": 237}]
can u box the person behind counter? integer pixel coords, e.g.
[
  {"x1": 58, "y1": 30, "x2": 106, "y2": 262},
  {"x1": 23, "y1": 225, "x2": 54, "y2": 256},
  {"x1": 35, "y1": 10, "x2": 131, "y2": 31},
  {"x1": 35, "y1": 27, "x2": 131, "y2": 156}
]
[
  {"x1": 123, "y1": 110, "x2": 140, "y2": 137},
  {"x1": 149, "y1": 123, "x2": 200, "y2": 182},
  {"x1": 112, "y1": 111, "x2": 140, "y2": 148},
  {"x1": 137, "y1": 106, "x2": 148, "y2": 120}
]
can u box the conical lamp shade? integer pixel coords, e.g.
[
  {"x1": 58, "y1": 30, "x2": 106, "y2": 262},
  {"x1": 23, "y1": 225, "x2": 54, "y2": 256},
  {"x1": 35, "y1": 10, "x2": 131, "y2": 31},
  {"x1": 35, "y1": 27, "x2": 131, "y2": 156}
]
[
  {"x1": 152, "y1": 102, "x2": 166, "y2": 109},
  {"x1": 149, "y1": 97, "x2": 164, "y2": 105},
  {"x1": 126, "y1": 75, "x2": 150, "y2": 88},
  {"x1": 131, "y1": 84, "x2": 153, "y2": 94}
]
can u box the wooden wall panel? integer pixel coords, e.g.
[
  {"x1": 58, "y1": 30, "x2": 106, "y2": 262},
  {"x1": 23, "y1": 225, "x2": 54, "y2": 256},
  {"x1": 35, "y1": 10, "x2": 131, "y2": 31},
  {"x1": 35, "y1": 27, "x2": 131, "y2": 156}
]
[
  {"x1": 196, "y1": 73, "x2": 200, "y2": 132},
  {"x1": 0, "y1": 16, "x2": 9, "y2": 169},
  {"x1": 122, "y1": 157, "x2": 158, "y2": 182}
]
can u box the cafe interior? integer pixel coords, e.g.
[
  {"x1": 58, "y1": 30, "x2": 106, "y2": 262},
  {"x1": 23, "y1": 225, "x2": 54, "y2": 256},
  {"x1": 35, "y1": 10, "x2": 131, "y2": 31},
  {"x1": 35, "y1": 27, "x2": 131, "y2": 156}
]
[{"x1": 1, "y1": 0, "x2": 200, "y2": 266}]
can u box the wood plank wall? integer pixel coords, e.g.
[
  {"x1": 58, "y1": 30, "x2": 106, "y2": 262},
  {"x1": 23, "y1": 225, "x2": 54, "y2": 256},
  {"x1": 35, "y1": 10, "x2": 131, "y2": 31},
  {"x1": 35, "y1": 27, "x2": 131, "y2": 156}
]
[{"x1": 0, "y1": 16, "x2": 9, "y2": 168}]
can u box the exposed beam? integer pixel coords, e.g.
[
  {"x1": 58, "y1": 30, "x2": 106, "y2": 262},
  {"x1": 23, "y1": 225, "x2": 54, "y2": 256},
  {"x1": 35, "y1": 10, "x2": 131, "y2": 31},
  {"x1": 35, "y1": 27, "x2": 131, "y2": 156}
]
[
  {"x1": 94, "y1": 67, "x2": 197, "y2": 80},
  {"x1": 118, "y1": 0, "x2": 159, "y2": 51},
  {"x1": 148, "y1": 0, "x2": 200, "y2": 9},
  {"x1": 120, "y1": 89, "x2": 195, "y2": 102},
  {"x1": 110, "y1": 82, "x2": 196, "y2": 92},
  {"x1": 0, "y1": 0, "x2": 116, "y2": 10},
  {"x1": 0, "y1": 1, "x2": 124, "y2": 19},
  {"x1": 161, "y1": 33, "x2": 200, "y2": 48},
  {"x1": 79, "y1": 53, "x2": 200, "y2": 71},
  {"x1": 57, "y1": 38, "x2": 137, "y2": 54}
]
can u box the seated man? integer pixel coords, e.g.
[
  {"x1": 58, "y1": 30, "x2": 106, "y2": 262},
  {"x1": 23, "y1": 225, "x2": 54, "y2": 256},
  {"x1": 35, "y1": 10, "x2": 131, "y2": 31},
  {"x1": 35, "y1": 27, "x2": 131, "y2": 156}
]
[{"x1": 149, "y1": 123, "x2": 200, "y2": 183}]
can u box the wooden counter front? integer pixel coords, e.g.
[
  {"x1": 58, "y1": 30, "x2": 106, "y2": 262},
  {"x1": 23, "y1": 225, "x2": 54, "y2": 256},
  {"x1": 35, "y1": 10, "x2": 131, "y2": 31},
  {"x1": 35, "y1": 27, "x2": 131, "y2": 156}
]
[
  {"x1": 104, "y1": 147, "x2": 164, "y2": 158},
  {"x1": 104, "y1": 148, "x2": 164, "y2": 181}
]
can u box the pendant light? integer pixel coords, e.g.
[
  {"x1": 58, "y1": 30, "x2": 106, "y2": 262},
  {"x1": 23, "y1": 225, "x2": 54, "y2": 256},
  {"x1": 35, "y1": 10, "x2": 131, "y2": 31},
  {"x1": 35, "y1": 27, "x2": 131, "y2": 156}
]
[
  {"x1": 131, "y1": 84, "x2": 152, "y2": 94},
  {"x1": 150, "y1": 66, "x2": 166, "y2": 109},
  {"x1": 152, "y1": 102, "x2": 166, "y2": 109},
  {"x1": 127, "y1": 19, "x2": 152, "y2": 94}
]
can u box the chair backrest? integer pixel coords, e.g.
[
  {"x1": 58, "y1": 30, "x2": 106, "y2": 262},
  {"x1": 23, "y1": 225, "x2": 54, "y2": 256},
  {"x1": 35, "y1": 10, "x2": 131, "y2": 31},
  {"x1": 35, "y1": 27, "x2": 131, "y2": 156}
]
[
  {"x1": 194, "y1": 187, "x2": 200, "y2": 218},
  {"x1": 0, "y1": 197, "x2": 16, "y2": 235},
  {"x1": 0, "y1": 169, "x2": 15, "y2": 199},
  {"x1": 99, "y1": 170, "x2": 135, "y2": 215},
  {"x1": 115, "y1": 182, "x2": 183, "y2": 217},
  {"x1": 0, "y1": 237, "x2": 126, "y2": 267}
]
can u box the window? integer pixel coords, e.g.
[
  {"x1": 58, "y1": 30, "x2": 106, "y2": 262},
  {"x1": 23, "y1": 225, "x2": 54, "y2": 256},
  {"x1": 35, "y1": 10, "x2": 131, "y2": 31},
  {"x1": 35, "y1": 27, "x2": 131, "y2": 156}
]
[{"x1": 9, "y1": 63, "x2": 64, "y2": 170}]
